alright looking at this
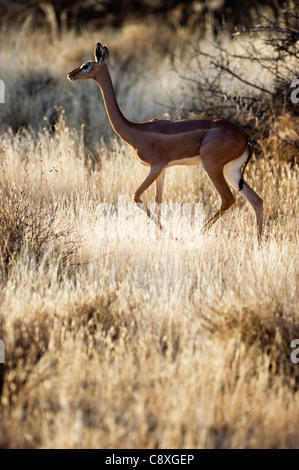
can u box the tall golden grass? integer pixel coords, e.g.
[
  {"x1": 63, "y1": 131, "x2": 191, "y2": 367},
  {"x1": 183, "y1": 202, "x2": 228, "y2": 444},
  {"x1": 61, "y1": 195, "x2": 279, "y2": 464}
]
[{"x1": 0, "y1": 20, "x2": 298, "y2": 448}]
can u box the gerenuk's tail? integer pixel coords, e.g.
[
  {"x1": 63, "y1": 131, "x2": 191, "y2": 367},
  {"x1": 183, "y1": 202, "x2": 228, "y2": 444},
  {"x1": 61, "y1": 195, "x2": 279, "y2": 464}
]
[{"x1": 238, "y1": 138, "x2": 254, "y2": 191}]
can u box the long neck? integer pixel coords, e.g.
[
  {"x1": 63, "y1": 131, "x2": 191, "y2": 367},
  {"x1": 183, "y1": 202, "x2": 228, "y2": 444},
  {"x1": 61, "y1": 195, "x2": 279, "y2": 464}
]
[{"x1": 94, "y1": 64, "x2": 135, "y2": 144}]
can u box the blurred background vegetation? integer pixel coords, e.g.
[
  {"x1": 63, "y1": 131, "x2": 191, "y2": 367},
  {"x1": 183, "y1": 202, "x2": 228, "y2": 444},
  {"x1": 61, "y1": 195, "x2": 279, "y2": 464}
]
[{"x1": 0, "y1": 0, "x2": 289, "y2": 31}]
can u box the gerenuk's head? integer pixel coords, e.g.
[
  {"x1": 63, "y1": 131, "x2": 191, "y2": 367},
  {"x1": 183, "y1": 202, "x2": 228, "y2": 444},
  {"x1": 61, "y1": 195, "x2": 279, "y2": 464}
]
[{"x1": 67, "y1": 42, "x2": 109, "y2": 82}]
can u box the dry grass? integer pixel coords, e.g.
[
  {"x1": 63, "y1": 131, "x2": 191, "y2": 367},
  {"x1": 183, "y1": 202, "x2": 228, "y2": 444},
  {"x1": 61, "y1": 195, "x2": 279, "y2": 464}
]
[{"x1": 0, "y1": 19, "x2": 298, "y2": 449}]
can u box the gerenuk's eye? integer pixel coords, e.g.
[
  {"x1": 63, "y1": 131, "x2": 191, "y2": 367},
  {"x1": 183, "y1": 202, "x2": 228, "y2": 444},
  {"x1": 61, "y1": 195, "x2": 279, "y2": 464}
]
[{"x1": 81, "y1": 63, "x2": 90, "y2": 71}]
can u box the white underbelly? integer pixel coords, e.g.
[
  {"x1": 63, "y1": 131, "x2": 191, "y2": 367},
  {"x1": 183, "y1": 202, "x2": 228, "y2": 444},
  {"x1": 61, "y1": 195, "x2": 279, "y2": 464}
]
[{"x1": 167, "y1": 155, "x2": 201, "y2": 167}]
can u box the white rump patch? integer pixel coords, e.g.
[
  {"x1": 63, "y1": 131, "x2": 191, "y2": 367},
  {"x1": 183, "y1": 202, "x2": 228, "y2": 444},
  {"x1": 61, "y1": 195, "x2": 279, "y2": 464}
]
[{"x1": 223, "y1": 149, "x2": 248, "y2": 191}]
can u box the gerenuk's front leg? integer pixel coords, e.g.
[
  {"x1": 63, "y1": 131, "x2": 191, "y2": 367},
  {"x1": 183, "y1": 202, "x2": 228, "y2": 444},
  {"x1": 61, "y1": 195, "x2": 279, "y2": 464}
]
[{"x1": 133, "y1": 164, "x2": 166, "y2": 231}]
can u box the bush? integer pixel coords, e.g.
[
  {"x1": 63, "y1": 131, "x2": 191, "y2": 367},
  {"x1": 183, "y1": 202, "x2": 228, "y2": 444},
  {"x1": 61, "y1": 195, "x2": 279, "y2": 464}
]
[
  {"x1": 0, "y1": 181, "x2": 78, "y2": 280},
  {"x1": 176, "y1": 3, "x2": 299, "y2": 160}
]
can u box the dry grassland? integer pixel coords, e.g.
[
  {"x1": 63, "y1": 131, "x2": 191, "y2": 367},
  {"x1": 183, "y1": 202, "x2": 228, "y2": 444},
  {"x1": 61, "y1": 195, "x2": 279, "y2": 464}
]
[{"x1": 0, "y1": 20, "x2": 298, "y2": 448}]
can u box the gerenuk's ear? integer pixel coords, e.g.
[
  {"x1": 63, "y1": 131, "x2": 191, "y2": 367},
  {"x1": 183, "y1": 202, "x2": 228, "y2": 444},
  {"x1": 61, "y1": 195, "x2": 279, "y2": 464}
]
[
  {"x1": 102, "y1": 46, "x2": 109, "y2": 62},
  {"x1": 94, "y1": 43, "x2": 109, "y2": 63},
  {"x1": 94, "y1": 42, "x2": 102, "y2": 63}
]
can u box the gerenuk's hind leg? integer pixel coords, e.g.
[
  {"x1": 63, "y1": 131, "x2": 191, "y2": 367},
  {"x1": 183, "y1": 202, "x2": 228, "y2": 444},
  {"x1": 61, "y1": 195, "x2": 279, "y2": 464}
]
[
  {"x1": 239, "y1": 181, "x2": 263, "y2": 241},
  {"x1": 223, "y1": 153, "x2": 263, "y2": 241},
  {"x1": 203, "y1": 167, "x2": 236, "y2": 232}
]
